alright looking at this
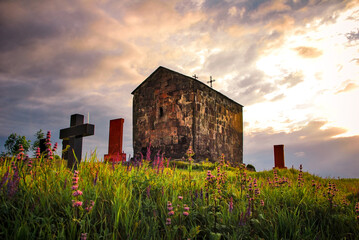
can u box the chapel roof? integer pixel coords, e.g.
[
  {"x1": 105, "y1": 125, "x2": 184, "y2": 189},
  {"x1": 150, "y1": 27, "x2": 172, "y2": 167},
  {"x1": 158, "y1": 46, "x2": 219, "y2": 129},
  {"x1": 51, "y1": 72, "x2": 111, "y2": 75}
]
[{"x1": 131, "y1": 66, "x2": 243, "y2": 108}]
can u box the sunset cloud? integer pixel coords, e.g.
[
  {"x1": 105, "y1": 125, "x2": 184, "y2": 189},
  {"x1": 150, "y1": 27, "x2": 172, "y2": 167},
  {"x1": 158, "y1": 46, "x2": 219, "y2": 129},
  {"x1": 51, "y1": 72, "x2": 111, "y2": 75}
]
[{"x1": 293, "y1": 46, "x2": 323, "y2": 58}]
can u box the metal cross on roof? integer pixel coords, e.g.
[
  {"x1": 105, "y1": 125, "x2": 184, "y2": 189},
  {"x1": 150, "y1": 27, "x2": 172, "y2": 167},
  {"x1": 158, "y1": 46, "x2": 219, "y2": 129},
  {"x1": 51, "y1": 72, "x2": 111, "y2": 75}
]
[
  {"x1": 192, "y1": 74, "x2": 198, "y2": 79},
  {"x1": 207, "y1": 76, "x2": 216, "y2": 88}
]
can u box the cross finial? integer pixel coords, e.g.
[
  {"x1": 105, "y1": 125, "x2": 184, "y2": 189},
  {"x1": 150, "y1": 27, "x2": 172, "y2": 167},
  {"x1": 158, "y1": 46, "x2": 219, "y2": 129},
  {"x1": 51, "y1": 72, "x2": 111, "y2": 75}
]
[
  {"x1": 207, "y1": 76, "x2": 216, "y2": 88},
  {"x1": 192, "y1": 74, "x2": 198, "y2": 79}
]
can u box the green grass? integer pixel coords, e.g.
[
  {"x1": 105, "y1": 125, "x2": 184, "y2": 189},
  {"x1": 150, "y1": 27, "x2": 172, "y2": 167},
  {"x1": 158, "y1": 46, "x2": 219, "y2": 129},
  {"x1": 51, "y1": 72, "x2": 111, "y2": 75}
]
[{"x1": 0, "y1": 154, "x2": 358, "y2": 240}]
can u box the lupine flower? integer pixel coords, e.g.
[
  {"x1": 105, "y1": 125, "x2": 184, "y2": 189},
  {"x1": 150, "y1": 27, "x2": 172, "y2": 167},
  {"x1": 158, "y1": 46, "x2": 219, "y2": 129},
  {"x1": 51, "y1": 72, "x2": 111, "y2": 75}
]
[
  {"x1": 52, "y1": 142, "x2": 58, "y2": 152},
  {"x1": 85, "y1": 200, "x2": 95, "y2": 212},
  {"x1": 93, "y1": 171, "x2": 98, "y2": 185},
  {"x1": 183, "y1": 211, "x2": 189, "y2": 216},
  {"x1": 36, "y1": 147, "x2": 41, "y2": 159},
  {"x1": 229, "y1": 197, "x2": 234, "y2": 213},
  {"x1": 80, "y1": 233, "x2": 87, "y2": 240},
  {"x1": 72, "y1": 200, "x2": 83, "y2": 207},
  {"x1": 72, "y1": 190, "x2": 83, "y2": 197}
]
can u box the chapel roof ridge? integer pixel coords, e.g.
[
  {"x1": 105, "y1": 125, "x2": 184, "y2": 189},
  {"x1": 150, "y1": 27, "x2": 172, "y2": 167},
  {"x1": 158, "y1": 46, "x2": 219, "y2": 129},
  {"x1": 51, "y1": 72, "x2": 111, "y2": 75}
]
[{"x1": 131, "y1": 66, "x2": 243, "y2": 108}]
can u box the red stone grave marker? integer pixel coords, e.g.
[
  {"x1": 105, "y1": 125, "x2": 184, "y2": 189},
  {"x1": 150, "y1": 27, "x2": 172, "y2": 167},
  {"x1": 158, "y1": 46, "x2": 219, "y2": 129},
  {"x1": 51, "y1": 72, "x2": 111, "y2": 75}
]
[
  {"x1": 104, "y1": 118, "x2": 126, "y2": 163},
  {"x1": 273, "y1": 144, "x2": 287, "y2": 169}
]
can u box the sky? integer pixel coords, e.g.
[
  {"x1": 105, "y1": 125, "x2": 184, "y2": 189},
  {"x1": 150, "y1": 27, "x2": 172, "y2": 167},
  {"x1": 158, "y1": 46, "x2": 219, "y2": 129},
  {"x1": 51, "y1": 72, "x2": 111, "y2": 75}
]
[{"x1": 0, "y1": 0, "x2": 358, "y2": 178}]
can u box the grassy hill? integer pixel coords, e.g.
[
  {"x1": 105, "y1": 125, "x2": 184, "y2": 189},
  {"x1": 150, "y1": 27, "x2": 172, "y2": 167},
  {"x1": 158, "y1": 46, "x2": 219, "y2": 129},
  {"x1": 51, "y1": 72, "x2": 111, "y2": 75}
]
[{"x1": 0, "y1": 154, "x2": 358, "y2": 239}]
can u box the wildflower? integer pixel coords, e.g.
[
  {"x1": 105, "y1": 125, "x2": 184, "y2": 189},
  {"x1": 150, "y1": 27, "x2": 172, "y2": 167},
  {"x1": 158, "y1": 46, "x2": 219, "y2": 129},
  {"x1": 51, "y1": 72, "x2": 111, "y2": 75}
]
[
  {"x1": 183, "y1": 211, "x2": 189, "y2": 216},
  {"x1": 178, "y1": 196, "x2": 183, "y2": 200},
  {"x1": 168, "y1": 211, "x2": 174, "y2": 216},
  {"x1": 52, "y1": 142, "x2": 58, "y2": 152},
  {"x1": 72, "y1": 190, "x2": 83, "y2": 197},
  {"x1": 260, "y1": 200, "x2": 265, "y2": 207},
  {"x1": 93, "y1": 170, "x2": 98, "y2": 185},
  {"x1": 72, "y1": 185, "x2": 79, "y2": 190},
  {"x1": 85, "y1": 200, "x2": 95, "y2": 212},
  {"x1": 229, "y1": 197, "x2": 234, "y2": 213},
  {"x1": 168, "y1": 207, "x2": 173, "y2": 211},
  {"x1": 81, "y1": 233, "x2": 87, "y2": 240},
  {"x1": 184, "y1": 206, "x2": 190, "y2": 211},
  {"x1": 36, "y1": 147, "x2": 41, "y2": 158},
  {"x1": 167, "y1": 201, "x2": 172, "y2": 207},
  {"x1": 72, "y1": 200, "x2": 83, "y2": 207},
  {"x1": 166, "y1": 218, "x2": 171, "y2": 225}
]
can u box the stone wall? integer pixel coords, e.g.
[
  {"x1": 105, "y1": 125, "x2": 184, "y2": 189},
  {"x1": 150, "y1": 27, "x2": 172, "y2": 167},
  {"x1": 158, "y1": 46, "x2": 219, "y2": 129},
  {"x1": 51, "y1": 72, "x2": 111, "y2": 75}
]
[
  {"x1": 193, "y1": 83, "x2": 243, "y2": 163},
  {"x1": 132, "y1": 67, "x2": 243, "y2": 163},
  {"x1": 132, "y1": 69, "x2": 195, "y2": 159}
]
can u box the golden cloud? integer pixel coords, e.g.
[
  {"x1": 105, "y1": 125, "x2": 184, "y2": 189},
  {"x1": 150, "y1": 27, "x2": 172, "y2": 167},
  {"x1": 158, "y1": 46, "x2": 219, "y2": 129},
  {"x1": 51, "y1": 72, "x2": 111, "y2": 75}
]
[{"x1": 293, "y1": 46, "x2": 323, "y2": 58}]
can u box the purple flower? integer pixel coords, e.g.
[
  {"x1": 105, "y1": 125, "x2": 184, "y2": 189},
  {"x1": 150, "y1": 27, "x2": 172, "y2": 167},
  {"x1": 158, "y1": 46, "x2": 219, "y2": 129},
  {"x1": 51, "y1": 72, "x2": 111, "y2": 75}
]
[
  {"x1": 166, "y1": 218, "x2": 171, "y2": 225},
  {"x1": 72, "y1": 200, "x2": 83, "y2": 207},
  {"x1": 72, "y1": 190, "x2": 83, "y2": 197},
  {"x1": 184, "y1": 206, "x2": 190, "y2": 211},
  {"x1": 93, "y1": 171, "x2": 98, "y2": 186},
  {"x1": 183, "y1": 211, "x2": 189, "y2": 216},
  {"x1": 229, "y1": 197, "x2": 234, "y2": 213},
  {"x1": 168, "y1": 207, "x2": 173, "y2": 211},
  {"x1": 80, "y1": 233, "x2": 87, "y2": 240},
  {"x1": 168, "y1": 211, "x2": 174, "y2": 216}
]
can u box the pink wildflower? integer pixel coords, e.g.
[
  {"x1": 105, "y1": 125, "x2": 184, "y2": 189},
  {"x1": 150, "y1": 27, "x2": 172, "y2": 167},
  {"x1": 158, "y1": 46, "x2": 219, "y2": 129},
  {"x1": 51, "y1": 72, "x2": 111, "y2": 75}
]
[
  {"x1": 72, "y1": 190, "x2": 83, "y2": 197},
  {"x1": 184, "y1": 206, "x2": 190, "y2": 211},
  {"x1": 183, "y1": 211, "x2": 189, "y2": 216},
  {"x1": 168, "y1": 211, "x2": 174, "y2": 216},
  {"x1": 166, "y1": 218, "x2": 171, "y2": 225},
  {"x1": 72, "y1": 200, "x2": 83, "y2": 207},
  {"x1": 81, "y1": 233, "x2": 87, "y2": 240},
  {"x1": 178, "y1": 196, "x2": 183, "y2": 200},
  {"x1": 167, "y1": 207, "x2": 173, "y2": 211}
]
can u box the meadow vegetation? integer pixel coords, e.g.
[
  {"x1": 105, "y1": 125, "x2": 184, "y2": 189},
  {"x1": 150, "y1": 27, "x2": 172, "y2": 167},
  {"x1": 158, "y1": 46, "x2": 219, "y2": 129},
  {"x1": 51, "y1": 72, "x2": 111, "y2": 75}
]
[{"x1": 0, "y1": 132, "x2": 358, "y2": 240}]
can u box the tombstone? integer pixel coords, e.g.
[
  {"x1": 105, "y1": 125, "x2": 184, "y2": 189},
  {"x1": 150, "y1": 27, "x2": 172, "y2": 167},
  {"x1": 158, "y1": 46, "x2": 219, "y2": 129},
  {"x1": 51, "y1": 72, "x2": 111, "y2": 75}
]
[
  {"x1": 273, "y1": 144, "x2": 287, "y2": 169},
  {"x1": 39, "y1": 138, "x2": 47, "y2": 154},
  {"x1": 59, "y1": 114, "x2": 95, "y2": 169},
  {"x1": 104, "y1": 118, "x2": 126, "y2": 163}
]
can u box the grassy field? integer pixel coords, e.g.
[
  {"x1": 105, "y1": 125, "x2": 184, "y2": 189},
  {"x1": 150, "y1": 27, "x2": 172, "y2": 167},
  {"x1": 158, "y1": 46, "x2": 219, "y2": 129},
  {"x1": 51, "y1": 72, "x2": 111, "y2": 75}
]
[{"x1": 0, "y1": 150, "x2": 358, "y2": 240}]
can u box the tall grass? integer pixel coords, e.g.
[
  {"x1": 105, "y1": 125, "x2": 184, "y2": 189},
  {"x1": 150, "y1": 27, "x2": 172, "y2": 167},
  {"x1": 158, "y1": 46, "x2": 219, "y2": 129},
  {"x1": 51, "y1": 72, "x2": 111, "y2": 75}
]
[{"x1": 0, "y1": 150, "x2": 358, "y2": 239}]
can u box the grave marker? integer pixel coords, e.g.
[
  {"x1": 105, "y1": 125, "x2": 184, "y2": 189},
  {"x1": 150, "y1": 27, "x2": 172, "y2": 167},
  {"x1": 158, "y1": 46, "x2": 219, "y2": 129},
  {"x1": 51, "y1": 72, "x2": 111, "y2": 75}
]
[
  {"x1": 104, "y1": 118, "x2": 126, "y2": 163},
  {"x1": 59, "y1": 114, "x2": 95, "y2": 169},
  {"x1": 273, "y1": 144, "x2": 287, "y2": 169}
]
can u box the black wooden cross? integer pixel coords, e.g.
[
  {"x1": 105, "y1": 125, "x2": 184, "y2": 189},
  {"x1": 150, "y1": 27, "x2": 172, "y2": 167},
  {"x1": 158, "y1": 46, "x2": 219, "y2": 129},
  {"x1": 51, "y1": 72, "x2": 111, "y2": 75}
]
[
  {"x1": 192, "y1": 74, "x2": 198, "y2": 79},
  {"x1": 59, "y1": 114, "x2": 95, "y2": 170},
  {"x1": 207, "y1": 76, "x2": 215, "y2": 88}
]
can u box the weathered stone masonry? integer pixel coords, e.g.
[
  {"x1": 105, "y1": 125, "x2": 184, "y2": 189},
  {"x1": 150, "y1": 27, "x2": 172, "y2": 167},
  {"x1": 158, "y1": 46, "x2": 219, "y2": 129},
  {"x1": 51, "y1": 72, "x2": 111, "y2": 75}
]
[{"x1": 132, "y1": 66, "x2": 243, "y2": 163}]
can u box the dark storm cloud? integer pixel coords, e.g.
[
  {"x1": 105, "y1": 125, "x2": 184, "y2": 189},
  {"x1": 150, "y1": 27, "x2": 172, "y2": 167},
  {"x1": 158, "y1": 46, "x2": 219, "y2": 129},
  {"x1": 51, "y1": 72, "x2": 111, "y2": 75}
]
[{"x1": 245, "y1": 120, "x2": 359, "y2": 178}]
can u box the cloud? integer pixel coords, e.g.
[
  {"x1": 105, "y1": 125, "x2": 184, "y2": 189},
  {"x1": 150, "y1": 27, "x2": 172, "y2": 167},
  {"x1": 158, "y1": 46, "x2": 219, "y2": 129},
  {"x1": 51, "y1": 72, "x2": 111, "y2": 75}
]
[
  {"x1": 278, "y1": 71, "x2": 304, "y2": 88},
  {"x1": 293, "y1": 46, "x2": 323, "y2": 58},
  {"x1": 336, "y1": 81, "x2": 359, "y2": 94},
  {"x1": 346, "y1": 28, "x2": 359, "y2": 41}
]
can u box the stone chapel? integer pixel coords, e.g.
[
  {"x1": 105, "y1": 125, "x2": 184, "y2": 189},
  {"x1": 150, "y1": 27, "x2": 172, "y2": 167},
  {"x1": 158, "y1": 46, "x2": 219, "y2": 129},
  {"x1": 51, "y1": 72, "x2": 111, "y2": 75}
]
[{"x1": 131, "y1": 66, "x2": 243, "y2": 163}]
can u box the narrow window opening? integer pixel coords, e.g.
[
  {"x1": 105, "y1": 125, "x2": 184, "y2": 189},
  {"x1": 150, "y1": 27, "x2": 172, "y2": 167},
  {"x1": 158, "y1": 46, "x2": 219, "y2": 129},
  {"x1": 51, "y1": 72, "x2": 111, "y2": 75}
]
[{"x1": 159, "y1": 107, "x2": 164, "y2": 118}]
